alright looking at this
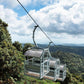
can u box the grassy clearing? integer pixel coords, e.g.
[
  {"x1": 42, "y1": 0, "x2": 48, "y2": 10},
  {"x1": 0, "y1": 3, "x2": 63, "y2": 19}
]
[{"x1": 16, "y1": 75, "x2": 60, "y2": 84}]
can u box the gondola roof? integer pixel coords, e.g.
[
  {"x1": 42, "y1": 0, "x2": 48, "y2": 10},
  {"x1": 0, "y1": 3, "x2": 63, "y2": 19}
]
[{"x1": 24, "y1": 49, "x2": 43, "y2": 58}]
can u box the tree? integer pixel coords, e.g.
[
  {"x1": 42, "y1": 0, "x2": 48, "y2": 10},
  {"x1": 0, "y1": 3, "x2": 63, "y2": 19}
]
[
  {"x1": 0, "y1": 19, "x2": 24, "y2": 84},
  {"x1": 13, "y1": 41, "x2": 23, "y2": 51},
  {"x1": 23, "y1": 43, "x2": 34, "y2": 54}
]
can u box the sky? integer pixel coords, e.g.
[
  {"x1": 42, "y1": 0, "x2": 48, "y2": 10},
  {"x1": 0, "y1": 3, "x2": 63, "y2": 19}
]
[{"x1": 0, "y1": 0, "x2": 84, "y2": 44}]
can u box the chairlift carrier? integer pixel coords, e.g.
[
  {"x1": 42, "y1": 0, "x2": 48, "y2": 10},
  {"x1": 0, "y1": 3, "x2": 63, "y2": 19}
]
[{"x1": 17, "y1": 0, "x2": 66, "y2": 81}]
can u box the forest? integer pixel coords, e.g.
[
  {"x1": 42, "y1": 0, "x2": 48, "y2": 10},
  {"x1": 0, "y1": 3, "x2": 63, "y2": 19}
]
[{"x1": 0, "y1": 19, "x2": 84, "y2": 84}]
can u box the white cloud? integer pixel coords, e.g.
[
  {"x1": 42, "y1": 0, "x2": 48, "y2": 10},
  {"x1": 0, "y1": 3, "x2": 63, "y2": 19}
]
[
  {"x1": 0, "y1": 5, "x2": 33, "y2": 42},
  {"x1": 0, "y1": 0, "x2": 84, "y2": 44},
  {"x1": 0, "y1": 0, "x2": 31, "y2": 8},
  {"x1": 28, "y1": 0, "x2": 84, "y2": 35},
  {"x1": 0, "y1": 0, "x2": 59, "y2": 9},
  {"x1": 0, "y1": 5, "x2": 49, "y2": 44}
]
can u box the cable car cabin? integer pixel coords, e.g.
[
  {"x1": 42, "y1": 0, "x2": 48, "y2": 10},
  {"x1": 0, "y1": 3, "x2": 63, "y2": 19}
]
[
  {"x1": 24, "y1": 46, "x2": 66, "y2": 81},
  {"x1": 24, "y1": 25, "x2": 66, "y2": 81},
  {"x1": 17, "y1": 1, "x2": 66, "y2": 81},
  {"x1": 24, "y1": 47, "x2": 50, "y2": 79}
]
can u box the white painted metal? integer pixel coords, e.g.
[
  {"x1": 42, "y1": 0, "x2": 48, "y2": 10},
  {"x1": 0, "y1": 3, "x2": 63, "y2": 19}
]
[{"x1": 24, "y1": 47, "x2": 66, "y2": 81}]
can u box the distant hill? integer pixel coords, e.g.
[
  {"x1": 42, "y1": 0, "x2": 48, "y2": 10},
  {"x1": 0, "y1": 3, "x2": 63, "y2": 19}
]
[
  {"x1": 50, "y1": 45, "x2": 84, "y2": 57},
  {"x1": 51, "y1": 51, "x2": 84, "y2": 74},
  {"x1": 33, "y1": 44, "x2": 84, "y2": 57},
  {"x1": 22, "y1": 43, "x2": 84, "y2": 57},
  {"x1": 61, "y1": 43, "x2": 84, "y2": 47}
]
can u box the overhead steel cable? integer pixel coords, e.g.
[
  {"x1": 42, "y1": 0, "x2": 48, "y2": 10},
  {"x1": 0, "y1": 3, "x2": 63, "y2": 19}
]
[{"x1": 17, "y1": 0, "x2": 56, "y2": 46}]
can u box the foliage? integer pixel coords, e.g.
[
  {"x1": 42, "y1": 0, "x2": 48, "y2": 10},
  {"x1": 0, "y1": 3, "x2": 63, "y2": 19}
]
[
  {"x1": 23, "y1": 43, "x2": 34, "y2": 54},
  {"x1": 13, "y1": 41, "x2": 23, "y2": 51},
  {"x1": 0, "y1": 19, "x2": 24, "y2": 83},
  {"x1": 50, "y1": 45, "x2": 84, "y2": 57},
  {"x1": 51, "y1": 50, "x2": 84, "y2": 83},
  {"x1": 51, "y1": 50, "x2": 84, "y2": 74}
]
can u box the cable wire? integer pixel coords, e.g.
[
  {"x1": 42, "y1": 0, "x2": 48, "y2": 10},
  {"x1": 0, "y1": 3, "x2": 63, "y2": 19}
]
[{"x1": 17, "y1": 0, "x2": 56, "y2": 46}]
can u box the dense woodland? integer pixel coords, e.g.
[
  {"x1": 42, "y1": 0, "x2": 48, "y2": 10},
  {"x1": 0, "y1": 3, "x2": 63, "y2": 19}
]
[
  {"x1": 50, "y1": 45, "x2": 84, "y2": 57},
  {"x1": 0, "y1": 19, "x2": 84, "y2": 84}
]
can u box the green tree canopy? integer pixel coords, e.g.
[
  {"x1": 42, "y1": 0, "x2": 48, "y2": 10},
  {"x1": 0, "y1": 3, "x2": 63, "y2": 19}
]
[
  {"x1": 0, "y1": 19, "x2": 24, "y2": 84},
  {"x1": 13, "y1": 41, "x2": 23, "y2": 51},
  {"x1": 23, "y1": 43, "x2": 34, "y2": 54}
]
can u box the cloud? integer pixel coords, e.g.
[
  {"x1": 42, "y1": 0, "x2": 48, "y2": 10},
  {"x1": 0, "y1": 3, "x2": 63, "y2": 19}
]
[
  {"x1": 28, "y1": 0, "x2": 84, "y2": 35},
  {"x1": 0, "y1": 0, "x2": 84, "y2": 44},
  {"x1": 0, "y1": 5, "x2": 33, "y2": 41},
  {"x1": 0, "y1": 5, "x2": 49, "y2": 44},
  {"x1": 0, "y1": 0, "x2": 31, "y2": 8},
  {"x1": 0, "y1": 0, "x2": 58, "y2": 9}
]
